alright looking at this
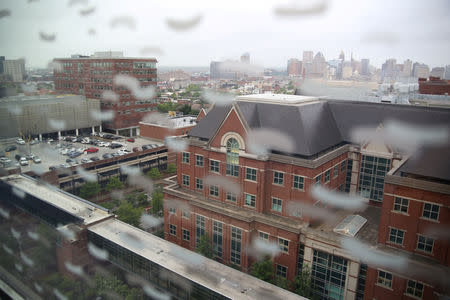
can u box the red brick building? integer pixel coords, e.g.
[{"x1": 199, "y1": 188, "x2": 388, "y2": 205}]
[
  {"x1": 163, "y1": 94, "x2": 450, "y2": 300},
  {"x1": 53, "y1": 51, "x2": 157, "y2": 136},
  {"x1": 418, "y1": 76, "x2": 450, "y2": 95}
]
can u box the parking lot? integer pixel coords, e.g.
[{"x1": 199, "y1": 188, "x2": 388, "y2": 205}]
[{"x1": 0, "y1": 134, "x2": 164, "y2": 174}]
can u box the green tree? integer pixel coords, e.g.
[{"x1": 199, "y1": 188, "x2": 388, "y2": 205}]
[
  {"x1": 79, "y1": 182, "x2": 100, "y2": 199},
  {"x1": 196, "y1": 233, "x2": 214, "y2": 259},
  {"x1": 291, "y1": 265, "x2": 313, "y2": 297},
  {"x1": 157, "y1": 102, "x2": 178, "y2": 113},
  {"x1": 125, "y1": 191, "x2": 149, "y2": 208},
  {"x1": 147, "y1": 167, "x2": 162, "y2": 180},
  {"x1": 166, "y1": 163, "x2": 177, "y2": 175},
  {"x1": 151, "y1": 189, "x2": 164, "y2": 215},
  {"x1": 250, "y1": 256, "x2": 274, "y2": 283},
  {"x1": 116, "y1": 202, "x2": 144, "y2": 227},
  {"x1": 105, "y1": 176, "x2": 124, "y2": 191},
  {"x1": 180, "y1": 104, "x2": 192, "y2": 115}
]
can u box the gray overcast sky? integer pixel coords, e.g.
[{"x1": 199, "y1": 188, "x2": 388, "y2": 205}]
[{"x1": 0, "y1": 0, "x2": 449, "y2": 69}]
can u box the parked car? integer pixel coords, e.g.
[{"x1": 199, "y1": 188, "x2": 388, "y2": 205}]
[
  {"x1": 85, "y1": 147, "x2": 99, "y2": 153},
  {"x1": 16, "y1": 138, "x2": 25, "y2": 145},
  {"x1": 30, "y1": 139, "x2": 39, "y2": 145},
  {"x1": 81, "y1": 138, "x2": 90, "y2": 144},
  {"x1": 110, "y1": 143, "x2": 122, "y2": 149},
  {"x1": 49, "y1": 166, "x2": 57, "y2": 171},
  {"x1": 103, "y1": 134, "x2": 113, "y2": 139},
  {"x1": 81, "y1": 158, "x2": 92, "y2": 164},
  {"x1": 132, "y1": 147, "x2": 140, "y2": 152},
  {"x1": 127, "y1": 138, "x2": 135, "y2": 143},
  {"x1": 5, "y1": 145, "x2": 17, "y2": 152},
  {"x1": 111, "y1": 135, "x2": 120, "y2": 140},
  {"x1": 19, "y1": 157, "x2": 28, "y2": 166},
  {"x1": 32, "y1": 156, "x2": 41, "y2": 163},
  {"x1": 90, "y1": 132, "x2": 99, "y2": 137},
  {"x1": 66, "y1": 158, "x2": 74, "y2": 164},
  {"x1": 142, "y1": 144, "x2": 152, "y2": 150},
  {"x1": 117, "y1": 149, "x2": 131, "y2": 155},
  {"x1": 46, "y1": 138, "x2": 54, "y2": 144},
  {"x1": 65, "y1": 136, "x2": 73, "y2": 142},
  {"x1": 90, "y1": 156, "x2": 100, "y2": 161},
  {"x1": 68, "y1": 151, "x2": 82, "y2": 158},
  {"x1": 102, "y1": 153, "x2": 113, "y2": 159},
  {"x1": 26, "y1": 154, "x2": 35, "y2": 160},
  {"x1": 15, "y1": 154, "x2": 21, "y2": 161}
]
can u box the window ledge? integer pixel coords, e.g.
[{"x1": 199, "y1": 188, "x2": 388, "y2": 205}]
[
  {"x1": 292, "y1": 188, "x2": 305, "y2": 192},
  {"x1": 404, "y1": 293, "x2": 422, "y2": 300},
  {"x1": 419, "y1": 217, "x2": 439, "y2": 223},
  {"x1": 244, "y1": 179, "x2": 257, "y2": 183},
  {"x1": 376, "y1": 284, "x2": 393, "y2": 291},
  {"x1": 272, "y1": 183, "x2": 284, "y2": 187},
  {"x1": 391, "y1": 210, "x2": 409, "y2": 216}
]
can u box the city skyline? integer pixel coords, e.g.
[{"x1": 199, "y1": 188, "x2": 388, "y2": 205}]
[{"x1": 0, "y1": 0, "x2": 449, "y2": 69}]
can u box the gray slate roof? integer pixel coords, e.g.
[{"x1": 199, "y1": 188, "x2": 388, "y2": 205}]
[{"x1": 189, "y1": 99, "x2": 450, "y2": 178}]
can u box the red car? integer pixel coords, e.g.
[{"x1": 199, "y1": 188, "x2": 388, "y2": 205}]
[
  {"x1": 132, "y1": 147, "x2": 140, "y2": 152},
  {"x1": 127, "y1": 138, "x2": 135, "y2": 143},
  {"x1": 85, "y1": 147, "x2": 99, "y2": 153}
]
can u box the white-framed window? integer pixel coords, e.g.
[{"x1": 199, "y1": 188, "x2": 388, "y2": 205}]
[
  {"x1": 272, "y1": 197, "x2": 282, "y2": 212},
  {"x1": 226, "y1": 192, "x2": 237, "y2": 202},
  {"x1": 195, "y1": 178, "x2": 203, "y2": 190},
  {"x1": 324, "y1": 169, "x2": 331, "y2": 183},
  {"x1": 276, "y1": 264, "x2": 287, "y2": 278},
  {"x1": 230, "y1": 226, "x2": 242, "y2": 265},
  {"x1": 377, "y1": 270, "x2": 392, "y2": 288},
  {"x1": 340, "y1": 160, "x2": 347, "y2": 173},
  {"x1": 169, "y1": 224, "x2": 176, "y2": 235},
  {"x1": 315, "y1": 174, "x2": 322, "y2": 185},
  {"x1": 393, "y1": 197, "x2": 409, "y2": 214},
  {"x1": 182, "y1": 228, "x2": 190, "y2": 241},
  {"x1": 293, "y1": 175, "x2": 304, "y2": 190},
  {"x1": 406, "y1": 280, "x2": 424, "y2": 299},
  {"x1": 278, "y1": 238, "x2": 289, "y2": 253},
  {"x1": 244, "y1": 193, "x2": 256, "y2": 207},
  {"x1": 333, "y1": 165, "x2": 339, "y2": 178},
  {"x1": 182, "y1": 174, "x2": 190, "y2": 187},
  {"x1": 209, "y1": 185, "x2": 219, "y2": 197},
  {"x1": 259, "y1": 231, "x2": 269, "y2": 240},
  {"x1": 273, "y1": 171, "x2": 284, "y2": 185},
  {"x1": 182, "y1": 210, "x2": 190, "y2": 219},
  {"x1": 182, "y1": 152, "x2": 190, "y2": 163},
  {"x1": 209, "y1": 159, "x2": 220, "y2": 173},
  {"x1": 389, "y1": 227, "x2": 405, "y2": 245},
  {"x1": 195, "y1": 155, "x2": 203, "y2": 167},
  {"x1": 169, "y1": 207, "x2": 176, "y2": 214},
  {"x1": 422, "y1": 203, "x2": 439, "y2": 221},
  {"x1": 417, "y1": 235, "x2": 434, "y2": 254},
  {"x1": 245, "y1": 167, "x2": 257, "y2": 181}
]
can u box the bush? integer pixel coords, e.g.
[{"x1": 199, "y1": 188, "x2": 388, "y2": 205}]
[
  {"x1": 79, "y1": 182, "x2": 100, "y2": 199},
  {"x1": 147, "y1": 168, "x2": 162, "y2": 180},
  {"x1": 165, "y1": 163, "x2": 177, "y2": 175}
]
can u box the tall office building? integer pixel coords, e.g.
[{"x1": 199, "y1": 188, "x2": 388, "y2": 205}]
[
  {"x1": 164, "y1": 93, "x2": 450, "y2": 299},
  {"x1": 381, "y1": 58, "x2": 397, "y2": 82},
  {"x1": 444, "y1": 65, "x2": 450, "y2": 80},
  {"x1": 53, "y1": 51, "x2": 157, "y2": 136},
  {"x1": 412, "y1": 62, "x2": 430, "y2": 79},
  {"x1": 287, "y1": 58, "x2": 302, "y2": 76},
  {"x1": 402, "y1": 59, "x2": 412, "y2": 77},
  {"x1": 2, "y1": 58, "x2": 25, "y2": 82},
  {"x1": 361, "y1": 59, "x2": 370, "y2": 76},
  {"x1": 240, "y1": 52, "x2": 250, "y2": 64},
  {"x1": 302, "y1": 51, "x2": 314, "y2": 76},
  {"x1": 430, "y1": 67, "x2": 445, "y2": 79},
  {"x1": 339, "y1": 50, "x2": 345, "y2": 61},
  {"x1": 311, "y1": 52, "x2": 327, "y2": 78}
]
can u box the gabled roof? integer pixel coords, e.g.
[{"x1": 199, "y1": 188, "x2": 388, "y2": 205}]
[{"x1": 188, "y1": 96, "x2": 450, "y2": 159}]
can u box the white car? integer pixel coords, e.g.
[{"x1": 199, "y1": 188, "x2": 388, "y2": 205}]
[
  {"x1": 19, "y1": 157, "x2": 28, "y2": 166},
  {"x1": 117, "y1": 149, "x2": 131, "y2": 155},
  {"x1": 60, "y1": 149, "x2": 69, "y2": 155},
  {"x1": 16, "y1": 138, "x2": 25, "y2": 145}
]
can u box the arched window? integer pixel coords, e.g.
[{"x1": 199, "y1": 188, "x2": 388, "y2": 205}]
[{"x1": 226, "y1": 138, "x2": 239, "y2": 177}]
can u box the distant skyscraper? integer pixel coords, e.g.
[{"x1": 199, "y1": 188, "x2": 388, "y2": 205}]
[
  {"x1": 430, "y1": 67, "x2": 445, "y2": 79},
  {"x1": 2, "y1": 58, "x2": 25, "y2": 82},
  {"x1": 381, "y1": 58, "x2": 397, "y2": 82},
  {"x1": 240, "y1": 52, "x2": 250, "y2": 64},
  {"x1": 302, "y1": 51, "x2": 314, "y2": 77},
  {"x1": 287, "y1": 58, "x2": 302, "y2": 76},
  {"x1": 311, "y1": 52, "x2": 327, "y2": 78},
  {"x1": 341, "y1": 62, "x2": 353, "y2": 79},
  {"x1": 444, "y1": 65, "x2": 450, "y2": 80},
  {"x1": 361, "y1": 59, "x2": 370, "y2": 76},
  {"x1": 402, "y1": 59, "x2": 412, "y2": 77},
  {"x1": 412, "y1": 62, "x2": 430, "y2": 79},
  {"x1": 302, "y1": 51, "x2": 313, "y2": 63},
  {"x1": 339, "y1": 50, "x2": 345, "y2": 61}
]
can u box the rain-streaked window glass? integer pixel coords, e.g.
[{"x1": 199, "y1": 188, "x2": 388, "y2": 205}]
[
  {"x1": 196, "y1": 215, "x2": 206, "y2": 245},
  {"x1": 182, "y1": 210, "x2": 190, "y2": 219},
  {"x1": 358, "y1": 155, "x2": 391, "y2": 202},
  {"x1": 417, "y1": 235, "x2": 434, "y2": 253},
  {"x1": 422, "y1": 203, "x2": 440, "y2": 220},
  {"x1": 245, "y1": 167, "x2": 257, "y2": 181},
  {"x1": 315, "y1": 174, "x2": 322, "y2": 185},
  {"x1": 333, "y1": 165, "x2": 339, "y2": 178},
  {"x1": 324, "y1": 169, "x2": 331, "y2": 183},
  {"x1": 226, "y1": 138, "x2": 239, "y2": 177},
  {"x1": 393, "y1": 197, "x2": 409, "y2": 213},
  {"x1": 293, "y1": 175, "x2": 304, "y2": 190},
  {"x1": 195, "y1": 154, "x2": 204, "y2": 167},
  {"x1": 311, "y1": 250, "x2": 348, "y2": 300},
  {"x1": 169, "y1": 207, "x2": 176, "y2": 214},
  {"x1": 259, "y1": 232, "x2": 269, "y2": 241},
  {"x1": 377, "y1": 270, "x2": 392, "y2": 288},
  {"x1": 388, "y1": 228, "x2": 405, "y2": 245},
  {"x1": 340, "y1": 160, "x2": 347, "y2": 173},
  {"x1": 273, "y1": 171, "x2": 284, "y2": 185},
  {"x1": 406, "y1": 280, "x2": 424, "y2": 298},
  {"x1": 226, "y1": 192, "x2": 237, "y2": 203}
]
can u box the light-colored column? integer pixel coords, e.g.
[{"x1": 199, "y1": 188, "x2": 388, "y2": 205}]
[
  {"x1": 91, "y1": 126, "x2": 95, "y2": 134},
  {"x1": 136, "y1": 127, "x2": 140, "y2": 136},
  {"x1": 58, "y1": 131, "x2": 61, "y2": 138},
  {"x1": 75, "y1": 128, "x2": 79, "y2": 136},
  {"x1": 129, "y1": 128, "x2": 133, "y2": 137},
  {"x1": 344, "y1": 261, "x2": 360, "y2": 300},
  {"x1": 99, "y1": 125, "x2": 102, "y2": 132},
  {"x1": 39, "y1": 134, "x2": 42, "y2": 141},
  {"x1": 115, "y1": 129, "x2": 119, "y2": 135}
]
